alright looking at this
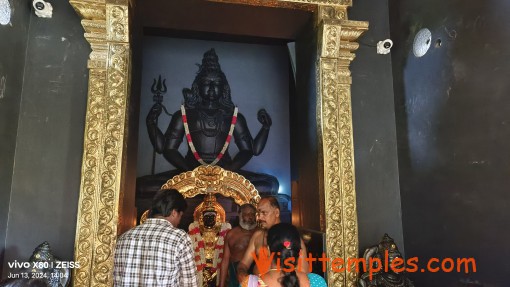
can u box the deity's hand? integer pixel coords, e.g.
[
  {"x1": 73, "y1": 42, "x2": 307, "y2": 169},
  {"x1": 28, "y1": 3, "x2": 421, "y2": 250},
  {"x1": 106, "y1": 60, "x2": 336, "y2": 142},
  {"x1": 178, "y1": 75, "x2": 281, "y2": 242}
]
[
  {"x1": 257, "y1": 109, "x2": 272, "y2": 129},
  {"x1": 147, "y1": 103, "x2": 163, "y2": 123}
]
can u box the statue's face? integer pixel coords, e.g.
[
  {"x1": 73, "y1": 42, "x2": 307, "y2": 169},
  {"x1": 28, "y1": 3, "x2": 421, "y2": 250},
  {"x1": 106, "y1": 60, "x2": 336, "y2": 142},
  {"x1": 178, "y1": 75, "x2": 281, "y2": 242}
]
[
  {"x1": 198, "y1": 73, "x2": 223, "y2": 102},
  {"x1": 203, "y1": 211, "x2": 217, "y2": 229}
]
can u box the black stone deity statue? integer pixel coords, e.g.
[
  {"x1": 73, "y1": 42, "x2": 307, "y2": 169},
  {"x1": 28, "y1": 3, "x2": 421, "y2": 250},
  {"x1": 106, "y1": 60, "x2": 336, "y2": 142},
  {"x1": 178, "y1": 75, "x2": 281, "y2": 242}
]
[
  {"x1": 137, "y1": 49, "x2": 279, "y2": 197},
  {"x1": 359, "y1": 234, "x2": 415, "y2": 287}
]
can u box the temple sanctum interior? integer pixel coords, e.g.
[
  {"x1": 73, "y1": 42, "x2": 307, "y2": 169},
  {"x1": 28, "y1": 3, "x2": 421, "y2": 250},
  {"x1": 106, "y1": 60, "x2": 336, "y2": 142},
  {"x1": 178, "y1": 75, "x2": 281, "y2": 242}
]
[{"x1": 1, "y1": 0, "x2": 510, "y2": 286}]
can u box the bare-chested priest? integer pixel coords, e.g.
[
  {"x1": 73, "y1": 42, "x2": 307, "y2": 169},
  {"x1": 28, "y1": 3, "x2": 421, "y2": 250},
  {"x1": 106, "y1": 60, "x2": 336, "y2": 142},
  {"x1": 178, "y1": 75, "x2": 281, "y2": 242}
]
[
  {"x1": 219, "y1": 204, "x2": 257, "y2": 287},
  {"x1": 236, "y1": 197, "x2": 309, "y2": 284}
]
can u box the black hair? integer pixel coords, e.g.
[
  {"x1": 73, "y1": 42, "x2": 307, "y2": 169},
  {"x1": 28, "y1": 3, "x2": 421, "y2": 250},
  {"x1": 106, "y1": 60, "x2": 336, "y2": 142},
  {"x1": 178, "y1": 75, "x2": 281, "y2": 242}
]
[
  {"x1": 267, "y1": 223, "x2": 301, "y2": 287},
  {"x1": 150, "y1": 189, "x2": 187, "y2": 218},
  {"x1": 262, "y1": 196, "x2": 280, "y2": 210},
  {"x1": 239, "y1": 203, "x2": 256, "y2": 213}
]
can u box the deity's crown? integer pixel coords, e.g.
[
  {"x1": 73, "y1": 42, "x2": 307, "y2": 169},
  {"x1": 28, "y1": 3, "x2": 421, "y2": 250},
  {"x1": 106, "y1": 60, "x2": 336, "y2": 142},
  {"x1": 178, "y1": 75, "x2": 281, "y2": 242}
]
[
  {"x1": 378, "y1": 233, "x2": 401, "y2": 256},
  {"x1": 203, "y1": 193, "x2": 218, "y2": 211},
  {"x1": 197, "y1": 48, "x2": 224, "y2": 77},
  {"x1": 29, "y1": 241, "x2": 56, "y2": 262}
]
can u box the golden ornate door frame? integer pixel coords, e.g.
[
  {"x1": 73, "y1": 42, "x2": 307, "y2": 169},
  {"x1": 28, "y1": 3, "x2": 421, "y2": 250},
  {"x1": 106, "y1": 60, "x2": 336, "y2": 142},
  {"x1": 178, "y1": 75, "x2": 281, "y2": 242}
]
[{"x1": 69, "y1": 0, "x2": 367, "y2": 286}]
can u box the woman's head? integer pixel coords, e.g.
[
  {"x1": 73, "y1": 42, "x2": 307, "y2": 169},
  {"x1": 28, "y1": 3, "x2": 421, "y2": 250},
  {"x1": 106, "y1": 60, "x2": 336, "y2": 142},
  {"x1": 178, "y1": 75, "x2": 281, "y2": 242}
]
[
  {"x1": 267, "y1": 223, "x2": 301, "y2": 259},
  {"x1": 267, "y1": 223, "x2": 302, "y2": 287}
]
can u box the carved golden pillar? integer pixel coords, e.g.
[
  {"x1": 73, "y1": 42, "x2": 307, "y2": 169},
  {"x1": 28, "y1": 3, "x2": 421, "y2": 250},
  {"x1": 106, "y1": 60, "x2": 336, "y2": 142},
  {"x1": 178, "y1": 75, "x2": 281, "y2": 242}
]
[
  {"x1": 316, "y1": 4, "x2": 368, "y2": 287},
  {"x1": 70, "y1": 0, "x2": 131, "y2": 286}
]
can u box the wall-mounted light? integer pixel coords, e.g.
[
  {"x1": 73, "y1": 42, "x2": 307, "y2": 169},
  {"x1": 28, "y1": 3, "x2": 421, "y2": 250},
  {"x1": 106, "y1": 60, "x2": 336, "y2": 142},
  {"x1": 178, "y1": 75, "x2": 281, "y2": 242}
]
[
  {"x1": 0, "y1": 0, "x2": 11, "y2": 25},
  {"x1": 33, "y1": 0, "x2": 53, "y2": 18},
  {"x1": 413, "y1": 28, "x2": 432, "y2": 57}
]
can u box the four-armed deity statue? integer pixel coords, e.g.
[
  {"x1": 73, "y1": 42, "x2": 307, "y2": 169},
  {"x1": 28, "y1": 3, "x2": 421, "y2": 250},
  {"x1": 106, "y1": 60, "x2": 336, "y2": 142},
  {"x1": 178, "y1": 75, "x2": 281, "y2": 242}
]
[
  {"x1": 188, "y1": 193, "x2": 231, "y2": 287},
  {"x1": 137, "y1": 49, "x2": 279, "y2": 198}
]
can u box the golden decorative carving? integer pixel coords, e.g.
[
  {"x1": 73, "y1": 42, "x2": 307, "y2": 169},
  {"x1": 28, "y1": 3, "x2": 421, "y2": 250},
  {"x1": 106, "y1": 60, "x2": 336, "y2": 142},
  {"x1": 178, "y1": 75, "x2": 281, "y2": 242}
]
[
  {"x1": 319, "y1": 57, "x2": 346, "y2": 285},
  {"x1": 206, "y1": 0, "x2": 316, "y2": 11},
  {"x1": 106, "y1": 5, "x2": 128, "y2": 42},
  {"x1": 82, "y1": 19, "x2": 106, "y2": 34},
  {"x1": 73, "y1": 68, "x2": 106, "y2": 287},
  {"x1": 161, "y1": 165, "x2": 261, "y2": 206},
  {"x1": 71, "y1": 0, "x2": 366, "y2": 286},
  {"x1": 339, "y1": 21, "x2": 369, "y2": 41},
  {"x1": 69, "y1": 1, "x2": 106, "y2": 20},
  {"x1": 318, "y1": 6, "x2": 368, "y2": 38},
  {"x1": 340, "y1": 41, "x2": 359, "y2": 52},
  {"x1": 317, "y1": 9, "x2": 367, "y2": 287},
  {"x1": 321, "y1": 24, "x2": 341, "y2": 58},
  {"x1": 338, "y1": 82, "x2": 358, "y2": 286},
  {"x1": 319, "y1": 5, "x2": 347, "y2": 20},
  {"x1": 281, "y1": 0, "x2": 352, "y2": 6},
  {"x1": 72, "y1": 0, "x2": 131, "y2": 285},
  {"x1": 208, "y1": 0, "x2": 351, "y2": 8},
  {"x1": 139, "y1": 166, "x2": 259, "y2": 227},
  {"x1": 71, "y1": 1, "x2": 108, "y2": 69},
  {"x1": 90, "y1": 42, "x2": 130, "y2": 286}
]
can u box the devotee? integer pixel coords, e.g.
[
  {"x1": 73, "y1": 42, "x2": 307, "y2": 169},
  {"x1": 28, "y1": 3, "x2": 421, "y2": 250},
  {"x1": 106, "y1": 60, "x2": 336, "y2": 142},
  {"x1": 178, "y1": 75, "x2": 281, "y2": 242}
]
[
  {"x1": 237, "y1": 197, "x2": 309, "y2": 284},
  {"x1": 241, "y1": 223, "x2": 327, "y2": 287},
  {"x1": 219, "y1": 204, "x2": 257, "y2": 287},
  {"x1": 114, "y1": 189, "x2": 198, "y2": 287}
]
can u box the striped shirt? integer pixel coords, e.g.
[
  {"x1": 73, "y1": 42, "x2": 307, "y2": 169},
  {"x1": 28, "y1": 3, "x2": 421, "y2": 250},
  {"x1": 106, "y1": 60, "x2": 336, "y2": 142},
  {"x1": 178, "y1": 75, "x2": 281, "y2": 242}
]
[{"x1": 114, "y1": 218, "x2": 198, "y2": 287}]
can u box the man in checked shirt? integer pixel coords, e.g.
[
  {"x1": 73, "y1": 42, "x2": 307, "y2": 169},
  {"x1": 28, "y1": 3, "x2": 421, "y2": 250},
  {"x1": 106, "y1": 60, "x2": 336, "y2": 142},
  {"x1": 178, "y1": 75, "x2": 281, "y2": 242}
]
[{"x1": 114, "y1": 189, "x2": 198, "y2": 286}]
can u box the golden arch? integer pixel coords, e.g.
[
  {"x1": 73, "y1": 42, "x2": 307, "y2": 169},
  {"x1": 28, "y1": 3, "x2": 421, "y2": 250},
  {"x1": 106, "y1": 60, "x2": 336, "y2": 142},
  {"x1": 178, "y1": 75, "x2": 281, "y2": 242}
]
[
  {"x1": 140, "y1": 166, "x2": 258, "y2": 224},
  {"x1": 161, "y1": 165, "x2": 260, "y2": 206}
]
